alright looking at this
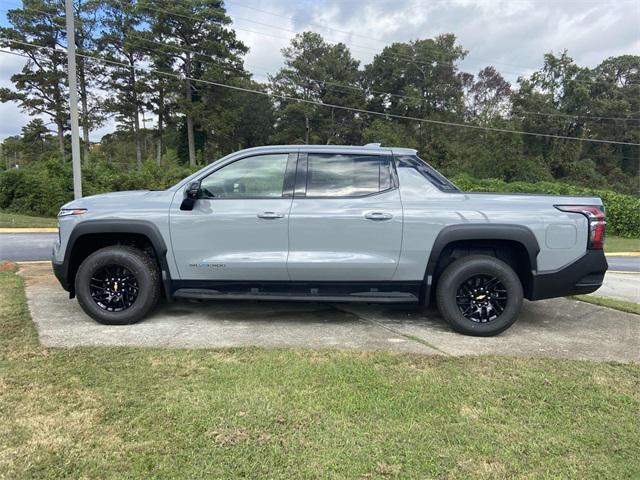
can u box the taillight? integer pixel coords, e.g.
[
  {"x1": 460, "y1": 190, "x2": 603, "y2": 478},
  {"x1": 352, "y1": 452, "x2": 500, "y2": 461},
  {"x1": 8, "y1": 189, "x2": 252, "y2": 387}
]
[{"x1": 555, "y1": 205, "x2": 606, "y2": 250}]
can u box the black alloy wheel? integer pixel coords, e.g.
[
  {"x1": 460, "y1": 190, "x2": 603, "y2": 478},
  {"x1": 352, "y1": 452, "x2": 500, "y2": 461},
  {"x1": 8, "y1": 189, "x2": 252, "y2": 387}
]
[
  {"x1": 435, "y1": 255, "x2": 523, "y2": 336},
  {"x1": 89, "y1": 264, "x2": 140, "y2": 312},
  {"x1": 75, "y1": 245, "x2": 160, "y2": 325},
  {"x1": 455, "y1": 274, "x2": 508, "y2": 323}
]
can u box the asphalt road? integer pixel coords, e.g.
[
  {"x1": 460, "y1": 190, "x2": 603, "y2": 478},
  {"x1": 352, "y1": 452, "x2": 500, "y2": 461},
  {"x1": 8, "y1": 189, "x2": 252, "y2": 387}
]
[
  {"x1": 1, "y1": 232, "x2": 638, "y2": 272},
  {"x1": 0, "y1": 233, "x2": 57, "y2": 262},
  {"x1": 607, "y1": 255, "x2": 640, "y2": 273}
]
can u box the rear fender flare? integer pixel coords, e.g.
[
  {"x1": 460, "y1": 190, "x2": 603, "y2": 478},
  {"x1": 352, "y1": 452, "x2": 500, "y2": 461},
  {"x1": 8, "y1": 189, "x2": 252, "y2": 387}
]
[{"x1": 423, "y1": 224, "x2": 540, "y2": 303}]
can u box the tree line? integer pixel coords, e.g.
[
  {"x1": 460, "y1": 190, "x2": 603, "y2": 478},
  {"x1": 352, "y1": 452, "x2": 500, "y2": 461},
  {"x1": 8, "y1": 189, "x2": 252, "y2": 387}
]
[{"x1": 0, "y1": 0, "x2": 638, "y2": 194}]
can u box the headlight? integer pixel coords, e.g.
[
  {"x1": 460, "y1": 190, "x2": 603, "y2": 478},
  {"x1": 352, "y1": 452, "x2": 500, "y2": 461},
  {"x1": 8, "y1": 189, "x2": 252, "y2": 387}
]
[{"x1": 57, "y1": 208, "x2": 87, "y2": 217}]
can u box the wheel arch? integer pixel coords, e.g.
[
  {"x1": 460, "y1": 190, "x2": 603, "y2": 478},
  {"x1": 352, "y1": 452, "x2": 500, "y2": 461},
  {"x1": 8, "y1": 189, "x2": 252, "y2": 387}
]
[
  {"x1": 422, "y1": 224, "x2": 540, "y2": 305},
  {"x1": 60, "y1": 220, "x2": 171, "y2": 299}
]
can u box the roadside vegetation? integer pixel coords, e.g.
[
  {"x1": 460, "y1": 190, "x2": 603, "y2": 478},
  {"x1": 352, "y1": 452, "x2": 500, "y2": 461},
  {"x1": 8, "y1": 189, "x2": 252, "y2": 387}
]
[
  {"x1": 605, "y1": 236, "x2": 640, "y2": 253},
  {"x1": 1, "y1": 263, "x2": 639, "y2": 478},
  {"x1": 0, "y1": 210, "x2": 57, "y2": 228},
  {"x1": 575, "y1": 295, "x2": 640, "y2": 315}
]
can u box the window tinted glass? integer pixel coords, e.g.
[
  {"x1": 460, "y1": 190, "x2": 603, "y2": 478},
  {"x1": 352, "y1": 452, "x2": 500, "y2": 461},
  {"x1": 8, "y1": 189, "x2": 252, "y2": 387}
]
[
  {"x1": 200, "y1": 154, "x2": 288, "y2": 198},
  {"x1": 306, "y1": 154, "x2": 390, "y2": 197},
  {"x1": 380, "y1": 158, "x2": 393, "y2": 191},
  {"x1": 396, "y1": 155, "x2": 459, "y2": 192}
]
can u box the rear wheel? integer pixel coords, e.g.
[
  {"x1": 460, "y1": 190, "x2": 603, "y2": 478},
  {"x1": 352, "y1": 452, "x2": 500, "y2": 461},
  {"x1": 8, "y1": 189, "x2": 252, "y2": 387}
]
[
  {"x1": 75, "y1": 246, "x2": 160, "y2": 325},
  {"x1": 435, "y1": 255, "x2": 523, "y2": 336}
]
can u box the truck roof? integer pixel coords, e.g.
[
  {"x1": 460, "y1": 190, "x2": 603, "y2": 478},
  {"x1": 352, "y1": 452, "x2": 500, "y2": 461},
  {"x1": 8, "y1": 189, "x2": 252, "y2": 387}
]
[{"x1": 229, "y1": 144, "x2": 418, "y2": 156}]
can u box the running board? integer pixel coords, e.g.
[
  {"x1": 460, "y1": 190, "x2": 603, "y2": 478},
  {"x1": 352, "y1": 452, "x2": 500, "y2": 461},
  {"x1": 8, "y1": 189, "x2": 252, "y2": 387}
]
[{"x1": 173, "y1": 288, "x2": 419, "y2": 303}]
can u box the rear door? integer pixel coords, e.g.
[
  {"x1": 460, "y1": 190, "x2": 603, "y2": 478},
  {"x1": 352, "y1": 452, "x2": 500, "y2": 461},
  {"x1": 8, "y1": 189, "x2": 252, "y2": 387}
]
[
  {"x1": 169, "y1": 152, "x2": 296, "y2": 281},
  {"x1": 287, "y1": 152, "x2": 403, "y2": 281}
]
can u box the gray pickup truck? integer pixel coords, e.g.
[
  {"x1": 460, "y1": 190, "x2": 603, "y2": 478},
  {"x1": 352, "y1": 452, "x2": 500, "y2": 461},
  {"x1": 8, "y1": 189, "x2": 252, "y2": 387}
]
[{"x1": 52, "y1": 144, "x2": 608, "y2": 336}]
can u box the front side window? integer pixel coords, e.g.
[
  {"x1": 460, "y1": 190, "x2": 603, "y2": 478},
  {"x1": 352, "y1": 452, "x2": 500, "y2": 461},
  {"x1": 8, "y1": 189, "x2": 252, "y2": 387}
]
[
  {"x1": 306, "y1": 154, "x2": 393, "y2": 197},
  {"x1": 199, "y1": 154, "x2": 289, "y2": 198}
]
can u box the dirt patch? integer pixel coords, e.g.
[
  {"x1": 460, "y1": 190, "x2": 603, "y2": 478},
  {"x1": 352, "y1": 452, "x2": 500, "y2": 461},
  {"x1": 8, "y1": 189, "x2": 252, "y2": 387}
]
[{"x1": 0, "y1": 261, "x2": 17, "y2": 272}]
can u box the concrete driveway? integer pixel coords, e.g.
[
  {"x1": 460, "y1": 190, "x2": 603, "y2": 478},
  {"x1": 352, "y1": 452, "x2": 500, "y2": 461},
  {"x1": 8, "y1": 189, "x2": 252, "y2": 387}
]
[
  {"x1": 597, "y1": 272, "x2": 639, "y2": 303},
  {"x1": 19, "y1": 262, "x2": 640, "y2": 363}
]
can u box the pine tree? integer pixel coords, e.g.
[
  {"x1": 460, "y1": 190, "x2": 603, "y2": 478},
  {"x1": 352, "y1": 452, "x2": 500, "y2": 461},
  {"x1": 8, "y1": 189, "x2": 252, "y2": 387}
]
[
  {"x1": 98, "y1": 0, "x2": 148, "y2": 168},
  {"x1": 73, "y1": 0, "x2": 105, "y2": 164},
  {"x1": 140, "y1": 0, "x2": 247, "y2": 165},
  {"x1": 270, "y1": 32, "x2": 364, "y2": 145},
  {"x1": 0, "y1": 0, "x2": 69, "y2": 160}
]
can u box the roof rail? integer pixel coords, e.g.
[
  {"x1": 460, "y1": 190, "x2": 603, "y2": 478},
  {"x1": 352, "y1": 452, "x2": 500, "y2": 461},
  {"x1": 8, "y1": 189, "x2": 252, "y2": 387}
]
[{"x1": 364, "y1": 142, "x2": 382, "y2": 148}]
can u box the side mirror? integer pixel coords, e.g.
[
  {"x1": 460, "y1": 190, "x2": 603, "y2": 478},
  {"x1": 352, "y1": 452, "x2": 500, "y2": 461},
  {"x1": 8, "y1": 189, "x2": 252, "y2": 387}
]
[{"x1": 180, "y1": 181, "x2": 201, "y2": 211}]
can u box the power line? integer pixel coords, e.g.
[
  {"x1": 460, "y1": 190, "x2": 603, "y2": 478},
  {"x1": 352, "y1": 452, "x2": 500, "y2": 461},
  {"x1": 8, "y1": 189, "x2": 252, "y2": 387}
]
[
  {"x1": 77, "y1": 29, "x2": 640, "y2": 123},
  {"x1": 3, "y1": 6, "x2": 639, "y2": 124},
  {"x1": 3, "y1": 5, "x2": 638, "y2": 123},
  {"x1": 138, "y1": 0, "x2": 634, "y2": 87},
  {"x1": 77, "y1": 30, "x2": 640, "y2": 123},
  {"x1": 0, "y1": 7, "x2": 509, "y2": 95},
  {"x1": 511, "y1": 109, "x2": 640, "y2": 122},
  {"x1": 4, "y1": 36, "x2": 637, "y2": 126},
  {"x1": 0, "y1": 48, "x2": 29, "y2": 58},
  {"x1": 111, "y1": 0, "x2": 614, "y2": 87},
  {"x1": 3, "y1": 2, "x2": 635, "y2": 88},
  {"x1": 0, "y1": 55, "x2": 636, "y2": 158},
  {"x1": 2, "y1": 38, "x2": 638, "y2": 147},
  {"x1": 223, "y1": 0, "x2": 568, "y2": 73}
]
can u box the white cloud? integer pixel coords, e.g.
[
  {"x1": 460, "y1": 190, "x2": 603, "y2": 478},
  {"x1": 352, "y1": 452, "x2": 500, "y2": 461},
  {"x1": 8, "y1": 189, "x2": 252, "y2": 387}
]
[
  {"x1": 228, "y1": 0, "x2": 639, "y2": 82},
  {"x1": 0, "y1": 52, "x2": 33, "y2": 139}
]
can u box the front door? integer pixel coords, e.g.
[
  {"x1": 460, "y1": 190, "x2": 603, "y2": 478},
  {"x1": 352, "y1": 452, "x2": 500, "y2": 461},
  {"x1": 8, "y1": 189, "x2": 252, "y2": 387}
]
[
  {"x1": 169, "y1": 153, "x2": 295, "y2": 280},
  {"x1": 287, "y1": 152, "x2": 403, "y2": 281}
]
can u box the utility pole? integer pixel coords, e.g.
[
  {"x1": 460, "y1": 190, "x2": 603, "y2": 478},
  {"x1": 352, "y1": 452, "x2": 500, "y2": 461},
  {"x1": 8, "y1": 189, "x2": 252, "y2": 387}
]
[{"x1": 64, "y1": 0, "x2": 82, "y2": 199}]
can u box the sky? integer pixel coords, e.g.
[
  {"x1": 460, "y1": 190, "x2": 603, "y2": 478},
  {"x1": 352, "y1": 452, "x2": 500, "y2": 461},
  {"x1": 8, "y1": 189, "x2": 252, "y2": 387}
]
[{"x1": 0, "y1": 0, "x2": 639, "y2": 142}]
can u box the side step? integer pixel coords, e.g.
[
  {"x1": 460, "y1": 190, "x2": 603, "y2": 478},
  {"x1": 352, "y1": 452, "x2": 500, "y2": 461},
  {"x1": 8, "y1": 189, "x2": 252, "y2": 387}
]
[{"x1": 173, "y1": 289, "x2": 419, "y2": 304}]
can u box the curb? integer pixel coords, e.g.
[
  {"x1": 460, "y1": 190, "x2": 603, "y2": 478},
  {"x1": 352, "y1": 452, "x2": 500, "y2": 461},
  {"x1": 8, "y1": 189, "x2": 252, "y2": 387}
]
[
  {"x1": 606, "y1": 252, "x2": 640, "y2": 257},
  {"x1": 0, "y1": 227, "x2": 58, "y2": 233}
]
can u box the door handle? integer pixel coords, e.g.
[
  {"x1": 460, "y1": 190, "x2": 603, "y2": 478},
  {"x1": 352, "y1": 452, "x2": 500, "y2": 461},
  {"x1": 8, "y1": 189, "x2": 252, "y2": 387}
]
[
  {"x1": 257, "y1": 211, "x2": 285, "y2": 219},
  {"x1": 364, "y1": 211, "x2": 393, "y2": 221}
]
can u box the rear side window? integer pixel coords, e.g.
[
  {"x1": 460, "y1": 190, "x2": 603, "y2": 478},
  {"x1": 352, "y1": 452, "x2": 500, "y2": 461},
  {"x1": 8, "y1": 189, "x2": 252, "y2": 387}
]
[
  {"x1": 305, "y1": 154, "x2": 394, "y2": 197},
  {"x1": 395, "y1": 155, "x2": 459, "y2": 192}
]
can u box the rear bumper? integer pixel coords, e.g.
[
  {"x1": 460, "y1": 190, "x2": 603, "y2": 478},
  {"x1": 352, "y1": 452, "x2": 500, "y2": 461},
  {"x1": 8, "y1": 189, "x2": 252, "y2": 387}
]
[{"x1": 529, "y1": 250, "x2": 608, "y2": 300}]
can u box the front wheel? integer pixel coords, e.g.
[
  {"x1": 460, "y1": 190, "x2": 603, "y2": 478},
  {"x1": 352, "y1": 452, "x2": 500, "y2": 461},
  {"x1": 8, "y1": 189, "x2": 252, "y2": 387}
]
[
  {"x1": 435, "y1": 255, "x2": 523, "y2": 336},
  {"x1": 75, "y1": 245, "x2": 160, "y2": 325}
]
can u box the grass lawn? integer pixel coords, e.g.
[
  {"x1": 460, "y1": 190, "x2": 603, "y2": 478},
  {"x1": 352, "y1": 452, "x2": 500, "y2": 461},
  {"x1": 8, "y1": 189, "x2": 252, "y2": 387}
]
[
  {"x1": 605, "y1": 235, "x2": 640, "y2": 253},
  {"x1": 1, "y1": 265, "x2": 639, "y2": 478},
  {"x1": 0, "y1": 211, "x2": 57, "y2": 228},
  {"x1": 574, "y1": 295, "x2": 640, "y2": 315}
]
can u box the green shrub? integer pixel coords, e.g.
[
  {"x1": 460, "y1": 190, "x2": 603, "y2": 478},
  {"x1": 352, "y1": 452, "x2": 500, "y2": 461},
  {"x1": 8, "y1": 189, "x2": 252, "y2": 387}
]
[
  {"x1": 0, "y1": 159, "x2": 198, "y2": 217},
  {"x1": 452, "y1": 175, "x2": 640, "y2": 238}
]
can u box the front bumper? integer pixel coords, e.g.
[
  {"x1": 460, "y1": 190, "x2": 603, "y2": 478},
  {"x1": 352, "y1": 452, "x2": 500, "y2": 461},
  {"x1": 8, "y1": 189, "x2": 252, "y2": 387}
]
[
  {"x1": 52, "y1": 260, "x2": 71, "y2": 293},
  {"x1": 529, "y1": 249, "x2": 608, "y2": 300}
]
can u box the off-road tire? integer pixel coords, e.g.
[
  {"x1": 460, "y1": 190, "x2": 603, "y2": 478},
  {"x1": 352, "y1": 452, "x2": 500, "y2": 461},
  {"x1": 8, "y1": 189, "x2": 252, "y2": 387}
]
[
  {"x1": 435, "y1": 254, "x2": 523, "y2": 336},
  {"x1": 75, "y1": 245, "x2": 160, "y2": 325}
]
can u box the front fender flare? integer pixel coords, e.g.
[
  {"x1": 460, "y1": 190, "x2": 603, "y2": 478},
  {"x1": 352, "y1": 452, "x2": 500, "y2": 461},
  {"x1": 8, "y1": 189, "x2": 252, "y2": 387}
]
[{"x1": 56, "y1": 219, "x2": 172, "y2": 300}]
